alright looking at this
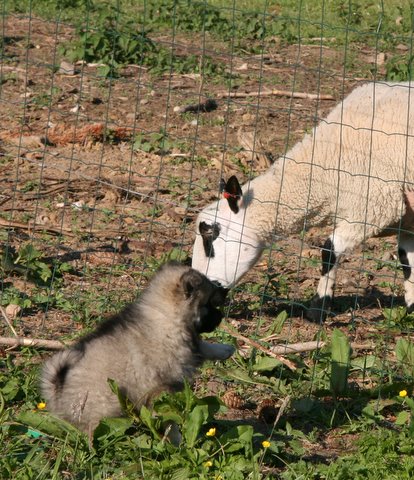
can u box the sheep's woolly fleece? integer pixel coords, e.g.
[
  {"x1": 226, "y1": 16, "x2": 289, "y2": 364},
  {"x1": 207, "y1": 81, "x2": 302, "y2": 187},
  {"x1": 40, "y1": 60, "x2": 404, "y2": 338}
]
[
  {"x1": 192, "y1": 81, "x2": 414, "y2": 319},
  {"x1": 238, "y1": 81, "x2": 414, "y2": 242}
]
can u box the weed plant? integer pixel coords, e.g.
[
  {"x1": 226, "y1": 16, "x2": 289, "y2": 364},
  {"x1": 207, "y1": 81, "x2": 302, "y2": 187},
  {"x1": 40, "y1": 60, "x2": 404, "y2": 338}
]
[{"x1": 8, "y1": 0, "x2": 414, "y2": 79}]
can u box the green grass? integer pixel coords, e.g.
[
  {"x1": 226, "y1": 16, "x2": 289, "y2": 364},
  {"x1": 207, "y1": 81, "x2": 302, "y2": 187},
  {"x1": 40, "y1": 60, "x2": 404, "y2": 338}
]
[
  {"x1": 1, "y1": 244, "x2": 414, "y2": 478},
  {"x1": 3, "y1": 326, "x2": 414, "y2": 478},
  {"x1": 3, "y1": 0, "x2": 414, "y2": 477}
]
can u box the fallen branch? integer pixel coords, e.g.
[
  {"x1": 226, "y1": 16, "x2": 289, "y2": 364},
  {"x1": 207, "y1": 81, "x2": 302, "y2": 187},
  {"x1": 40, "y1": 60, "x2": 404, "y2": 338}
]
[
  {"x1": 222, "y1": 324, "x2": 374, "y2": 365},
  {"x1": 221, "y1": 325, "x2": 297, "y2": 371},
  {"x1": 0, "y1": 336, "x2": 68, "y2": 350},
  {"x1": 269, "y1": 340, "x2": 374, "y2": 355},
  {"x1": 216, "y1": 88, "x2": 335, "y2": 101}
]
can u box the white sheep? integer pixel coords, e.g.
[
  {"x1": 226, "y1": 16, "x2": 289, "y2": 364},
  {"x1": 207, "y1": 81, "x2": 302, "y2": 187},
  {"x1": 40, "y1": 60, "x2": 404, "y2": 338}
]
[{"x1": 192, "y1": 81, "x2": 414, "y2": 322}]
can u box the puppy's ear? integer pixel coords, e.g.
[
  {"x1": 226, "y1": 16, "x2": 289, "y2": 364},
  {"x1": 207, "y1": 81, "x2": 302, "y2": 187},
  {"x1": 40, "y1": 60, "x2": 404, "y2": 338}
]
[{"x1": 180, "y1": 269, "x2": 204, "y2": 299}]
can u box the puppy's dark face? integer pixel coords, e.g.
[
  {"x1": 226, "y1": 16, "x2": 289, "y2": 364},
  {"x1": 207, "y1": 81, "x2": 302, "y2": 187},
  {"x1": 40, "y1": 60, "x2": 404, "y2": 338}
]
[{"x1": 181, "y1": 269, "x2": 228, "y2": 334}]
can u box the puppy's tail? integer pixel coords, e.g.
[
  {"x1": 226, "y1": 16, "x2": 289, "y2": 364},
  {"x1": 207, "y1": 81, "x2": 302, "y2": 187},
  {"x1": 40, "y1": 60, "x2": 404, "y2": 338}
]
[{"x1": 40, "y1": 349, "x2": 81, "y2": 405}]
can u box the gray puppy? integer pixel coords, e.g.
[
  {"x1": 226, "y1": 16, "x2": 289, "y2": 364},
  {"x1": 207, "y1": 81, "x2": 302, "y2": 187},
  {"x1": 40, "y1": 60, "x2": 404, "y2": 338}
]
[{"x1": 40, "y1": 262, "x2": 234, "y2": 434}]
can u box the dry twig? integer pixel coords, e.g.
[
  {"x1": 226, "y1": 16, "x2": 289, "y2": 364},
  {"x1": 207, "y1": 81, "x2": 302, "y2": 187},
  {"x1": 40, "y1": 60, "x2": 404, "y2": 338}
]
[
  {"x1": 0, "y1": 217, "x2": 77, "y2": 237},
  {"x1": 0, "y1": 336, "x2": 68, "y2": 350},
  {"x1": 269, "y1": 340, "x2": 373, "y2": 355},
  {"x1": 221, "y1": 325, "x2": 297, "y2": 371},
  {"x1": 216, "y1": 88, "x2": 335, "y2": 101},
  {"x1": 0, "y1": 306, "x2": 18, "y2": 337}
]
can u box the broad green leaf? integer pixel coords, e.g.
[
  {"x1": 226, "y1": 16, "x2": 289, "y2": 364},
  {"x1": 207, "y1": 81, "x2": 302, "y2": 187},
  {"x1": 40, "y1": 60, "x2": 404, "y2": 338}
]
[
  {"x1": 17, "y1": 410, "x2": 82, "y2": 443},
  {"x1": 197, "y1": 395, "x2": 223, "y2": 417},
  {"x1": 93, "y1": 417, "x2": 133, "y2": 443},
  {"x1": 396, "y1": 338, "x2": 414, "y2": 377},
  {"x1": 330, "y1": 328, "x2": 351, "y2": 397},
  {"x1": 183, "y1": 404, "x2": 209, "y2": 447},
  {"x1": 268, "y1": 310, "x2": 288, "y2": 335},
  {"x1": 253, "y1": 355, "x2": 282, "y2": 372},
  {"x1": 395, "y1": 410, "x2": 410, "y2": 426},
  {"x1": 220, "y1": 425, "x2": 254, "y2": 456},
  {"x1": 218, "y1": 367, "x2": 274, "y2": 386},
  {"x1": 292, "y1": 397, "x2": 316, "y2": 413},
  {"x1": 170, "y1": 467, "x2": 191, "y2": 480},
  {"x1": 351, "y1": 355, "x2": 377, "y2": 371},
  {"x1": 107, "y1": 378, "x2": 134, "y2": 415},
  {"x1": 1, "y1": 377, "x2": 22, "y2": 401},
  {"x1": 156, "y1": 409, "x2": 183, "y2": 425},
  {"x1": 139, "y1": 405, "x2": 160, "y2": 439},
  {"x1": 133, "y1": 433, "x2": 152, "y2": 449}
]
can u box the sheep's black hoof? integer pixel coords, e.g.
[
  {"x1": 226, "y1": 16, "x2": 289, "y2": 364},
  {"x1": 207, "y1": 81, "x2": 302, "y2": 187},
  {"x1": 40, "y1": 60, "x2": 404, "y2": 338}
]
[
  {"x1": 407, "y1": 304, "x2": 414, "y2": 314},
  {"x1": 306, "y1": 295, "x2": 331, "y2": 324}
]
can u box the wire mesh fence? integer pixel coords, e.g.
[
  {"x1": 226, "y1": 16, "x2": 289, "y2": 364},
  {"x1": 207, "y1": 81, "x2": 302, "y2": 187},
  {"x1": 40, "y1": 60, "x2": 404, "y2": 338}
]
[{"x1": 2, "y1": 0, "x2": 414, "y2": 476}]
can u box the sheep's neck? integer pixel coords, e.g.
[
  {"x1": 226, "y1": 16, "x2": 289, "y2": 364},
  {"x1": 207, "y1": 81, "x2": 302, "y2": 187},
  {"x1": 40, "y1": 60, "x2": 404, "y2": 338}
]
[{"x1": 244, "y1": 157, "x2": 332, "y2": 241}]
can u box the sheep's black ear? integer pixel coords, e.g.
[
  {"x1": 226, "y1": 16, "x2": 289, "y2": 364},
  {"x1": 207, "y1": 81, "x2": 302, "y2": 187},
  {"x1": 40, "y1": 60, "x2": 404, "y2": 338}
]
[
  {"x1": 220, "y1": 176, "x2": 242, "y2": 214},
  {"x1": 181, "y1": 269, "x2": 204, "y2": 298}
]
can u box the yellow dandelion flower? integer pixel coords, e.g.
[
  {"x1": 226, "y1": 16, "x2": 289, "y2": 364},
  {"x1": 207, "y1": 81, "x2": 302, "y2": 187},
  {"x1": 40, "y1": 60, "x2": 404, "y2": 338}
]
[
  {"x1": 204, "y1": 461, "x2": 213, "y2": 468},
  {"x1": 262, "y1": 440, "x2": 271, "y2": 448},
  {"x1": 399, "y1": 390, "x2": 408, "y2": 398},
  {"x1": 206, "y1": 427, "x2": 216, "y2": 437},
  {"x1": 37, "y1": 402, "x2": 46, "y2": 410},
  {"x1": 215, "y1": 476, "x2": 223, "y2": 480}
]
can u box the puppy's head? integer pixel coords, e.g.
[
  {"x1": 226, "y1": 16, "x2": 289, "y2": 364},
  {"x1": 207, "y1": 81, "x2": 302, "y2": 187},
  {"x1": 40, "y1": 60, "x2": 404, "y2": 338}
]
[{"x1": 180, "y1": 268, "x2": 228, "y2": 334}]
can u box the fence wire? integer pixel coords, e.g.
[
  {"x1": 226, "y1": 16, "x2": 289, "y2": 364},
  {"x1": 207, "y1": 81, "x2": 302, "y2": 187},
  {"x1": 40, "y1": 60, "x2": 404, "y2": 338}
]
[{"x1": 1, "y1": 0, "x2": 414, "y2": 427}]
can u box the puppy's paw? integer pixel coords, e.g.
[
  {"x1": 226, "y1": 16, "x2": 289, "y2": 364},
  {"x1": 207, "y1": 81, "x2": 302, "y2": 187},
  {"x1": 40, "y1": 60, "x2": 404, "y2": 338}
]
[{"x1": 200, "y1": 341, "x2": 235, "y2": 360}]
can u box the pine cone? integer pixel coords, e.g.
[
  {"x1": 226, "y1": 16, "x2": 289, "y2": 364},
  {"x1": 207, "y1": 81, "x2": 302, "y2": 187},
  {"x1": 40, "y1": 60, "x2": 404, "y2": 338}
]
[{"x1": 222, "y1": 390, "x2": 244, "y2": 409}]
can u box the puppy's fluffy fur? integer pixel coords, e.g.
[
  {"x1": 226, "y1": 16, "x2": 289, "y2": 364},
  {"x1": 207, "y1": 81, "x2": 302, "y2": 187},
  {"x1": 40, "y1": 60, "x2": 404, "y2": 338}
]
[{"x1": 40, "y1": 263, "x2": 234, "y2": 433}]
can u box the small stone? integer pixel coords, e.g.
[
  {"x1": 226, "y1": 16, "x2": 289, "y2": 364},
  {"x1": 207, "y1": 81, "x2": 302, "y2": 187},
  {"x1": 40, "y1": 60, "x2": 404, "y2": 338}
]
[
  {"x1": 59, "y1": 60, "x2": 75, "y2": 75},
  {"x1": 236, "y1": 63, "x2": 248, "y2": 70},
  {"x1": 72, "y1": 200, "x2": 85, "y2": 210},
  {"x1": 241, "y1": 113, "x2": 256, "y2": 124},
  {"x1": 5, "y1": 304, "x2": 21, "y2": 319}
]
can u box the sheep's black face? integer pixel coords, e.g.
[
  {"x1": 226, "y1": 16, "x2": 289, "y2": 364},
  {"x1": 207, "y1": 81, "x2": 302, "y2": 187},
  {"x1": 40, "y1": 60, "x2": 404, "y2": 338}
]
[{"x1": 199, "y1": 221, "x2": 220, "y2": 258}]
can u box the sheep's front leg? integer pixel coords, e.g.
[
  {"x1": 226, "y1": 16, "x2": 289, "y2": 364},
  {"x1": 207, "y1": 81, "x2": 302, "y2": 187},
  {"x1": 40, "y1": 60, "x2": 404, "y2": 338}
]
[
  {"x1": 398, "y1": 232, "x2": 414, "y2": 313},
  {"x1": 307, "y1": 237, "x2": 341, "y2": 323}
]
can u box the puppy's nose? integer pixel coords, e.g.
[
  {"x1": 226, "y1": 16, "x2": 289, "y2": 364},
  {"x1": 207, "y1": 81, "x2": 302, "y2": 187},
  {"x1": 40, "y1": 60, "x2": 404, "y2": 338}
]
[
  {"x1": 212, "y1": 281, "x2": 228, "y2": 295},
  {"x1": 221, "y1": 287, "x2": 229, "y2": 296}
]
